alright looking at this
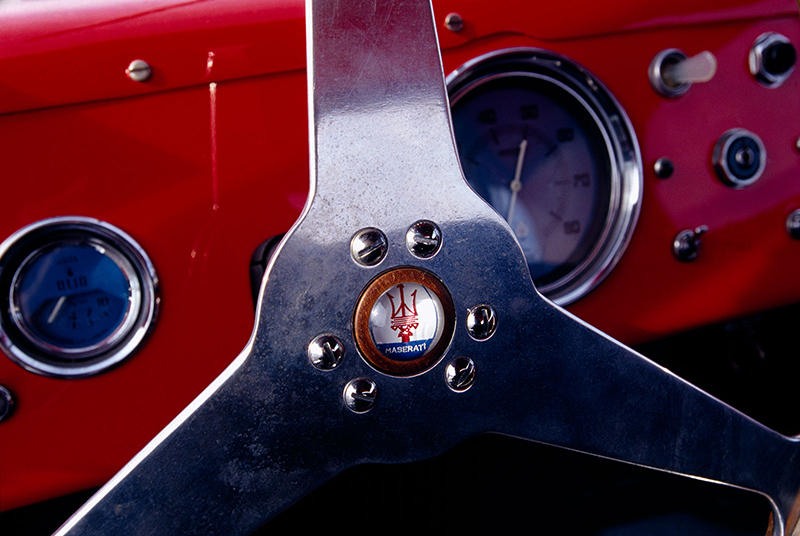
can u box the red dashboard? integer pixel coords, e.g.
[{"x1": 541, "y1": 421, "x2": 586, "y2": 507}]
[{"x1": 1, "y1": 0, "x2": 799, "y2": 523}]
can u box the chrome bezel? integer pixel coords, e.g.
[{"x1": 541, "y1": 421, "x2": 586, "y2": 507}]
[
  {"x1": 712, "y1": 128, "x2": 766, "y2": 188},
  {"x1": 749, "y1": 32, "x2": 795, "y2": 88},
  {"x1": 446, "y1": 48, "x2": 643, "y2": 305},
  {"x1": 0, "y1": 217, "x2": 159, "y2": 378}
]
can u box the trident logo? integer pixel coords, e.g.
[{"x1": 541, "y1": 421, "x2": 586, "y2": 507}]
[{"x1": 387, "y1": 284, "x2": 418, "y2": 343}]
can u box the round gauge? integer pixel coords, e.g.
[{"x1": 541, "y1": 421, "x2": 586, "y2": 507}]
[
  {"x1": 0, "y1": 217, "x2": 159, "y2": 377},
  {"x1": 447, "y1": 49, "x2": 642, "y2": 305}
]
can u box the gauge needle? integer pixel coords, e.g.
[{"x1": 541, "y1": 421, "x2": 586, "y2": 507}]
[
  {"x1": 47, "y1": 296, "x2": 66, "y2": 324},
  {"x1": 507, "y1": 138, "x2": 528, "y2": 223}
]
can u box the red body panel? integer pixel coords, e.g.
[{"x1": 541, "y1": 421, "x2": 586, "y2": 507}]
[{"x1": 0, "y1": 0, "x2": 798, "y2": 511}]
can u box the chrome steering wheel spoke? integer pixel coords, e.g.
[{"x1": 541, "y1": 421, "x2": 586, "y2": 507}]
[{"x1": 54, "y1": 0, "x2": 800, "y2": 534}]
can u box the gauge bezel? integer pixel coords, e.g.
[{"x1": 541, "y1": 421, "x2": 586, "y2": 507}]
[
  {"x1": 0, "y1": 217, "x2": 159, "y2": 378},
  {"x1": 446, "y1": 48, "x2": 642, "y2": 305}
]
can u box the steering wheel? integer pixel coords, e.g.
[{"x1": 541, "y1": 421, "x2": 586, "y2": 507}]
[{"x1": 53, "y1": 0, "x2": 800, "y2": 534}]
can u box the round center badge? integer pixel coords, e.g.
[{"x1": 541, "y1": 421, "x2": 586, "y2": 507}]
[{"x1": 354, "y1": 267, "x2": 455, "y2": 376}]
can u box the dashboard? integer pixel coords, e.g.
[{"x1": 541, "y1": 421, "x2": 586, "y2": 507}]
[{"x1": 1, "y1": 0, "x2": 799, "y2": 533}]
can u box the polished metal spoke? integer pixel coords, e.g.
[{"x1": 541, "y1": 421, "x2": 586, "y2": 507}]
[{"x1": 54, "y1": 0, "x2": 800, "y2": 534}]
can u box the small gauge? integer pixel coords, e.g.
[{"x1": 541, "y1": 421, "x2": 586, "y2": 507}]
[
  {"x1": 0, "y1": 217, "x2": 159, "y2": 377},
  {"x1": 447, "y1": 49, "x2": 642, "y2": 305}
]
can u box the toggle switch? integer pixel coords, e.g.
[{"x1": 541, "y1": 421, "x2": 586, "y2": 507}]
[{"x1": 650, "y1": 49, "x2": 717, "y2": 98}]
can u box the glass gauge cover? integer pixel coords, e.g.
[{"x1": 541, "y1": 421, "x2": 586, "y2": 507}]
[
  {"x1": 447, "y1": 49, "x2": 642, "y2": 305},
  {"x1": 0, "y1": 217, "x2": 159, "y2": 377}
]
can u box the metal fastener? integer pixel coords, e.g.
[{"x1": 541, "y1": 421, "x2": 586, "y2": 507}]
[
  {"x1": 653, "y1": 158, "x2": 674, "y2": 179},
  {"x1": 126, "y1": 60, "x2": 152, "y2": 82},
  {"x1": 406, "y1": 220, "x2": 442, "y2": 259},
  {"x1": 673, "y1": 226, "x2": 708, "y2": 262},
  {"x1": 343, "y1": 378, "x2": 378, "y2": 413},
  {"x1": 308, "y1": 335, "x2": 345, "y2": 370},
  {"x1": 444, "y1": 13, "x2": 463, "y2": 32},
  {"x1": 446, "y1": 356, "x2": 475, "y2": 392},
  {"x1": 351, "y1": 228, "x2": 388, "y2": 266},
  {"x1": 0, "y1": 386, "x2": 15, "y2": 423},
  {"x1": 786, "y1": 210, "x2": 800, "y2": 239},
  {"x1": 466, "y1": 304, "x2": 497, "y2": 341}
]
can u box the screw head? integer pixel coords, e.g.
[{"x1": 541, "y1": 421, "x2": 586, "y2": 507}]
[
  {"x1": 343, "y1": 378, "x2": 378, "y2": 413},
  {"x1": 308, "y1": 335, "x2": 345, "y2": 370},
  {"x1": 653, "y1": 157, "x2": 674, "y2": 179},
  {"x1": 444, "y1": 12, "x2": 464, "y2": 32},
  {"x1": 126, "y1": 59, "x2": 152, "y2": 82},
  {"x1": 406, "y1": 220, "x2": 442, "y2": 259},
  {"x1": 786, "y1": 210, "x2": 800, "y2": 239},
  {"x1": 0, "y1": 385, "x2": 15, "y2": 423},
  {"x1": 466, "y1": 304, "x2": 497, "y2": 341},
  {"x1": 351, "y1": 228, "x2": 388, "y2": 266},
  {"x1": 446, "y1": 357, "x2": 475, "y2": 392}
]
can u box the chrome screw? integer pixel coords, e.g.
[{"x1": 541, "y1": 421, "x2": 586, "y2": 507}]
[
  {"x1": 0, "y1": 385, "x2": 15, "y2": 423},
  {"x1": 406, "y1": 220, "x2": 442, "y2": 259},
  {"x1": 351, "y1": 228, "x2": 388, "y2": 266},
  {"x1": 444, "y1": 12, "x2": 464, "y2": 32},
  {"x1": 446, "y1": 357, "x2": 476, "y2": 392},
  {"x1": 795, "y1": 135, "x2": 800, "y2": 152},
  {"x1": 786, "y1": 210, "x2": 800, "y2": 240},
  {"x1": 673, "y1": 226, "x2": 708, "y2": 262},
  {"x1": 308, "y1": 335, "x2": 345, "y2": 370},
  {"x1": 343, "y1": 378, "x2": 378, "y2": 413},
  {"x1": 126, "y1": 59, "x2": 152, "y2": 82},
  {"x1": 466, "y1": 304, "x2": 497, "y2": 341}
]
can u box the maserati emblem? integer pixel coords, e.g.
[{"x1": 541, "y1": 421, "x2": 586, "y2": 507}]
[
  {"x1": 353, "y1": 267, "x2": 455, "y2": 376},
  {"x1": 370, "y1": 282, "x2": 440, "y2": 360}
]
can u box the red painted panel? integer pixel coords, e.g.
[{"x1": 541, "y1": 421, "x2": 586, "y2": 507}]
[{"x1": 0, "y1": 0, "x2": 799, "y2": 513}]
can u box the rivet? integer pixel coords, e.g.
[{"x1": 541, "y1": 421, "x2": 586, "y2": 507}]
[
  {"x1": 126, "y1": 59, "x2": 152, "y2": 82},
  {"x1": 350, "y1": 228, "x2": 388, "y2": 266},
  {"x1": 308, "y1": 335, "x2": 345, "y2": 370},
  {"x1": 466, "y1": 304, "x2": 497, "y2": 341},
  {"x1": 444, "y1": 13, "x2": 464, "y2": 32},
  {"x1": 406, "y1": 220, "x2": 442, "y2": 259},
  {"x1": 446, "y1": 356, "x2": 475, "y2": 392},
  {"x1": 653, "y1": 158, "x2": 674, "y2": 179},
  {"x1": 343, "y1": 378, "x2": 378, "y2": 413}
]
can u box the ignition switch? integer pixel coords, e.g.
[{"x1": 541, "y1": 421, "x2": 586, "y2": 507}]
[{"x1": 713, "y1": 129, "x2": 766, "y2": 188}]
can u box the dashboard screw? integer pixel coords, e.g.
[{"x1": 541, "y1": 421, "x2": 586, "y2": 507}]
[
  {"x1": 0, "y1": 386, "x2": 16, "y2": 423},
  {"x1": 406, "y1": 220, "x2": 442, "y2": 258},
  {"x1": 343, "y1": 378, "x2": 378, "y2": 413},
  {"x1": 444, "y1": 12, "x2": 463, "y2": 32},
  {"x1": 786, "y1": 210, "x2": 800, "y2": 239},
  {"x1": 654, "y1": 158, "x2": 674, "y2": 179},
  {"x1": 351, "y1": 228, "x2": 388, "y2": 266},
  {"x1": 446, "y1": 357, "x2": 476, "y2": 392},
  {"x1": 308, "y1": 335, "x2": 345, "y2": 370},
  {"x1": 126, "y1": 59, "x2": 152, "y2": 82},
  {"x1": 673, "y1": 226, "x2": 708, "y2": 262},
  {"x1": 466, "y1": 304, "x2": 497, "y2": 341}
]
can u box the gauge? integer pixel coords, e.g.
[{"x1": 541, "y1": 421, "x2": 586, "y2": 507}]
[
  {"x1": 0, "y1": 217, "x2": 159, "y2": 377},
  {"x1": 447, "y1": 49, "x2": 642, "y2": 305}
]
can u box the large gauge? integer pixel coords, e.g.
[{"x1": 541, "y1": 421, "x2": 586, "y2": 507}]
[
  {"x1": 0, "y1": 217, "x2": 159, "y2": 377},
  {"x1": 448, "y1": 49, "x2": 642, "y2": 305}
]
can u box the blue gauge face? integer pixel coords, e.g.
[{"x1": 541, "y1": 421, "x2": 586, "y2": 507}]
[
  {"x1": 13, "y1": 242, "x2": 134, "y2": 353},
  {"x1": 451, "y1": 74, "x2": 612, "y2": 290}
]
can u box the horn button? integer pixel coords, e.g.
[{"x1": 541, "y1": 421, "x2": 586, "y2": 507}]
[{"x1": 353, "y1": 267, "x2": 455, "y2": 376}]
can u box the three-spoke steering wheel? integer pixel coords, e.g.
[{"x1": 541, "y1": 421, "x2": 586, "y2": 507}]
[{"x1": 54, "y1": 0, "x2": 800, "y2": 534}]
